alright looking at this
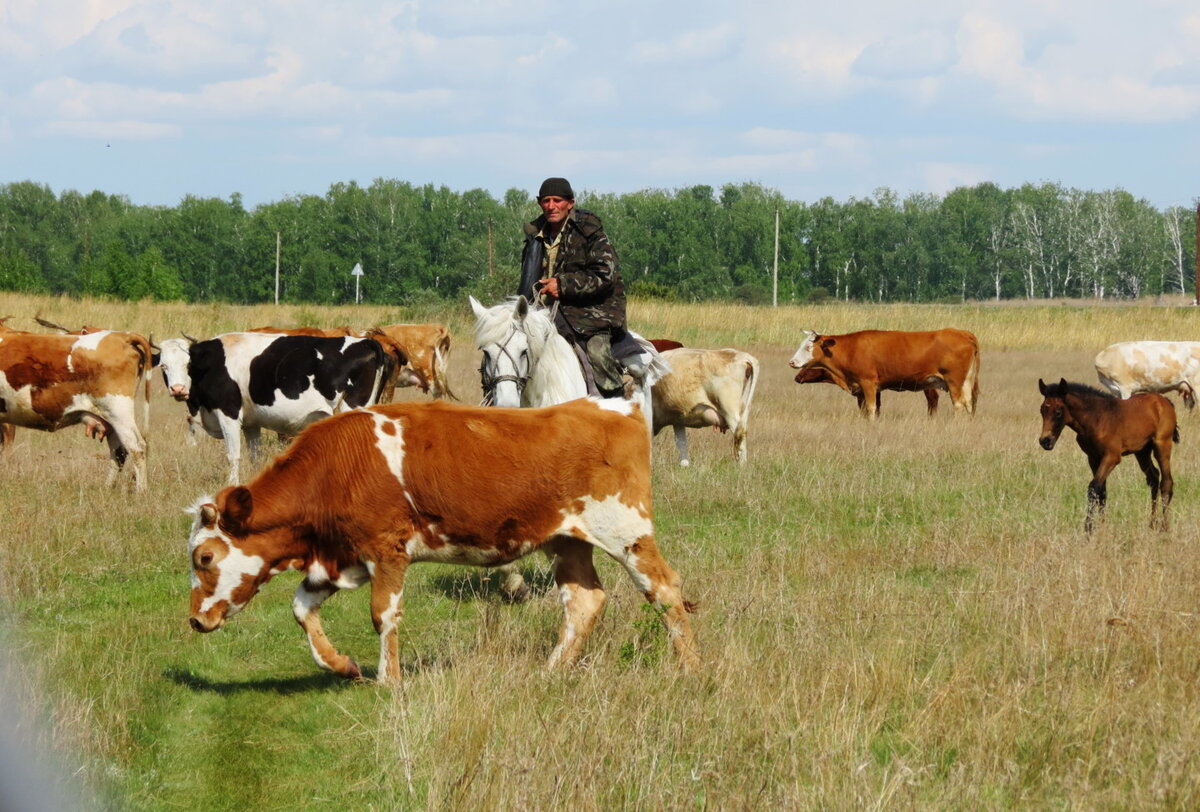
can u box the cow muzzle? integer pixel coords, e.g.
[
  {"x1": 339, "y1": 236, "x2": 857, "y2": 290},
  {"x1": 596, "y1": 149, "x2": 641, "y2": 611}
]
[
  {"x1": 169, "y1": 385, "x2": 189, "y2": 401},
  {"x1": 189, "y1": 614, "x2": 224, "y2": 633}
]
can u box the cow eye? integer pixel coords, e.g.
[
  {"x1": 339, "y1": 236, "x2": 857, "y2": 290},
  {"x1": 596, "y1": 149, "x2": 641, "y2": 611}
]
[{"x1": 197, "y1": 550, "x2": 214, "y2": 568}]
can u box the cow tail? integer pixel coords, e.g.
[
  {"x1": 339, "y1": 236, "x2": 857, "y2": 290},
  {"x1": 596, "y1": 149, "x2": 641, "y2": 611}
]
[
  {"x1": 740, "y1": 356, "x2": 760, "y2": 430},
  {"x1": 436, "y1": 334, "x2": 458, "y2": 400},
  {"x1": 967, "y1": 341, "x2": 982, "y2": 414},
  {"x1": 371, "y1": 340, "x2": 394, "y2": 406},
  {"x1": 130, "y1": 334, "x2": 154, "y2": 438}
]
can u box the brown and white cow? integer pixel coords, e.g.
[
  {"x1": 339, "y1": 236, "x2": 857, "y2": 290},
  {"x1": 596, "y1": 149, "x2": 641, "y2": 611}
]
[
  {"x1": 0, "y1": 330, "x2": 152, "y2": 489},
  {"x1": 789, "y1": 328, "x2": 980, "y2": 419},
  {"x1": 186, "y1": 397, "x2": 699, "y2": 683},
  {"x1": 652, "y1": 347, "x2": 760, "y2": 466},
  {"x1": 366, "y1": 323, "x2": 457, "y2": 400},
  {"x1": 1094, "y1": 341, "x2": 1200, "y2": 409}
]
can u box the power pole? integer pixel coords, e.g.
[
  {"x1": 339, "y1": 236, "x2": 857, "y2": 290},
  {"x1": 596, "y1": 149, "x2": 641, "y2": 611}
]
[
  {"x1": 772, "y1": 208, "x2": 780, "y2": 307},
  {"x1": 488, "y1": 217, "x2": 494, "y2": 277},
  {"x1": 1194, "y1": 204, "x2": 1199, "y2": 306},
  {"x1": 274, "y1": 231, "x2": 281, "y2": 306}
]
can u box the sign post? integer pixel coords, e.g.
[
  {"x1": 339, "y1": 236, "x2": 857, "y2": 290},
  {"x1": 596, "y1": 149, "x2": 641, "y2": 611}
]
[{"x1": 351, "y1": 262, "x2": 364, "y2": 304}]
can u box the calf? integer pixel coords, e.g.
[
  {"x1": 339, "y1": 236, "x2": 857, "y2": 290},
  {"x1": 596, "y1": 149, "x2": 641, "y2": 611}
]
[
  {"x1": 1095, "y1": 340, "x2": 1200, "y2": 409},
  {"x1": 186, "y1": 398, "x2": 699, "y2": 683},
  {"x1": 366, "y1": 323, "x2": 457, "y2": 400},
  {"x1": 159, "y1": 332, "x2": 393, "y2": 483},
  {"x1": 652, "y1": 347, "x2": 760, "y2": 466}
]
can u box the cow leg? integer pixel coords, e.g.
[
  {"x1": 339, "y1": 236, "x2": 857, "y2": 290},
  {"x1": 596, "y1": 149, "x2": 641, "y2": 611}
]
[
  {"x1": 546, "y1": 539, "x2": 607, "y2": 668},
  {"x1": 858, "y1": 382, "x2": 880, "y2": 419},
  {"x1": 603, "y1": 534, "x2": 699, "y2": 670},
  {"x1": 293, "y1": 579, "x2": 361, "y2": 679},
  {"x1": 244, "y1": 426, "x2": 264, "y2": 468},
  {"x1": 673, "y1": 425, "x2": 691, "y2": 467},
  {"x1": 0, "y1": 423, "x2": 14, "y2": 452},
  {"x1": 216, "y1": 413, "x2": 243, "y2": 484},
  {"x1": 369, "y1": 556, "x2": 411, "y2": 685},
  {"x1": 924, "y1": 389, "x2": 939, "y2": 416},
  {"x1": 98, "y1": 402, "x2": 147, "y2": 492}
]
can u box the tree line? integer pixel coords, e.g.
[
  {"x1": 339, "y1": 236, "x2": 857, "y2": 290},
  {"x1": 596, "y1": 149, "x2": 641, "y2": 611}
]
[{"x1": 0, "y1": 178, "x2": 1194, "y2": 305}]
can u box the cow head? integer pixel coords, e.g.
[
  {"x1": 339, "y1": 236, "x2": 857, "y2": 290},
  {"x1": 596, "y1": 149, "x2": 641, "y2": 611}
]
[
  {"x1": 1037, "y1": 378, "x2": 1070, "y2": 450},
  {"x1": 158, "y1": 336, "x2": 194, "y2": 400},
  {"x1": 789, "y1": 330, "x2": 833, "y2": 368},
  {"x1": 471, "y1": 295, "x2": 531, "y2": 407},
  {"x1": 187, "y1": 488, "x2": 276, "y2": 633}
]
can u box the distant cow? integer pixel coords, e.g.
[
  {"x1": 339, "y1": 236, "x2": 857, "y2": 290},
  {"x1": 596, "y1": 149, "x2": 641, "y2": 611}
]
[
  {"x1": 789, "y1": 329, "x2": 980, "y2": 419},
  {"x1": 652, "y1": 347, "x2": 760, "y2": 466},
  {"x1": 158, "y1": 332, "x2": 394, "y2": 483},
  {"x1": 186, "y1": 397, "x2": 699, "y2": 683},
  {"x1": 0, "y1": 330, "x2": 152, "y2": 489},
  {"x1": 1095, "y1": 341, "x2": 1200, "y2": 409},
  {"x1": 248, "y1": 325, "x2": 425, "y2": 398},
  {"x1": 366, "y1": 323, "x2": 457, "y2": 400}
]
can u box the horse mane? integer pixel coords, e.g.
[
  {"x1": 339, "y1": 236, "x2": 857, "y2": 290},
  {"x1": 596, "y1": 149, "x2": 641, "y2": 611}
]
[{"x1": 1049, "y1": 380, "x2": 1116, "y2": 400}]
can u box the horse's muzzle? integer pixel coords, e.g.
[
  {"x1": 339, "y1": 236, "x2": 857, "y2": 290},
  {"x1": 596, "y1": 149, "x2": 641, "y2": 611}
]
[{"x1": 1039, "y1": 436, "x2": 1056, "y2": 450}]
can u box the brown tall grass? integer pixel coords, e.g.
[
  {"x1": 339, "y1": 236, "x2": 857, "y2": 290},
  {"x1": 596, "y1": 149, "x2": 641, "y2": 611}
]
[{"x1": 2, "y1": 291, "x2": 1200, "y2": 808}]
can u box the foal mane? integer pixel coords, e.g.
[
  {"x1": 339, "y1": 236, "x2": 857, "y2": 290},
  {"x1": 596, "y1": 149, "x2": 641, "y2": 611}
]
[{"x1": 1052, "y1": 380, "x2": 1115, "y2": 400}]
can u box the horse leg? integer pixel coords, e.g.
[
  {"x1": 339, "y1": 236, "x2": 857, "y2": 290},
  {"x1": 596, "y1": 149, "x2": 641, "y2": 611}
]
[
  {"x1": 1153, "y1": 433, "x2": 1175, "y2": 532},
  {"x1": 1134, "y1": 446, "x2": 1162, "y2": 530},
  {"x1": 1085, "y1": 453, "x2": 1119, "y2": 537}
]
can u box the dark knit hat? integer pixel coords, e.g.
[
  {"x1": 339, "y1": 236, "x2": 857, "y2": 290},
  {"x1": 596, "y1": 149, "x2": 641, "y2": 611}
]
[{"x1": 537, "y1": 177, "x2": 574, "y2": 200}]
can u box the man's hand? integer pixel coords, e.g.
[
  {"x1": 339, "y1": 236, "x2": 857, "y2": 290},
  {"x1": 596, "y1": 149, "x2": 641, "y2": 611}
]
[{"x1": 537, "y1": 277, "x2": 560, "y2": 299}]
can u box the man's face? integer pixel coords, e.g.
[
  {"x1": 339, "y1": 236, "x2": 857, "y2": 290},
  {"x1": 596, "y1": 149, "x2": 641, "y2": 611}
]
[{"x1": 539, "y1": 195, "x2": 574, "y2": 225}]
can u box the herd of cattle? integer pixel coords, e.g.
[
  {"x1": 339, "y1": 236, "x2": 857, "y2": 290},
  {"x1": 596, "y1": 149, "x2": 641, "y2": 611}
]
[{"x1": 3, "y1": 310, "x2": 1196, "y2": 682}]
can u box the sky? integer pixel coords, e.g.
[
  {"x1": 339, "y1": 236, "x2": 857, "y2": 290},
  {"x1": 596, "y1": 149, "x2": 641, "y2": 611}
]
[{"x1": 2, "y1": 0, "x2": 1199, "y2": 211}]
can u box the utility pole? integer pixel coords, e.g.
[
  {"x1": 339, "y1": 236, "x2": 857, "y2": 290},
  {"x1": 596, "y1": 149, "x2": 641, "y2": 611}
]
[
  {"x1": 488, "y1": 217, "x2": 494, "y2": 277},
  {"x1": 772, "y1": 208, "x2": 780, "y2": 307},
  {"x1": 274, "y1": 231, "x2": 281, "y2": 306},
  {"x1": 1194, "y1": 204, "x2": 1199, "y2": 306}
]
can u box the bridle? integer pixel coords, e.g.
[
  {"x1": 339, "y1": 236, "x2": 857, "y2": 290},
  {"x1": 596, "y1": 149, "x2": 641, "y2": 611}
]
[{"x1": 478, "y1": 324, "x2": 530, "y2": 405}]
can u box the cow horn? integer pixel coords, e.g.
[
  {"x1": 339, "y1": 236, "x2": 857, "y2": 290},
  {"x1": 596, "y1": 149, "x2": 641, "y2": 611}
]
[{"x1": 181, "y1": 332, "x2": 199, "y2": 344}]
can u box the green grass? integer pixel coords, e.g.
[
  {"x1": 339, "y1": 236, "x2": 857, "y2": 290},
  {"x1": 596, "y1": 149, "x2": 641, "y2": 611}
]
[{"x1": 4, "y1": 292, "x2": 1200, "y2": 808}]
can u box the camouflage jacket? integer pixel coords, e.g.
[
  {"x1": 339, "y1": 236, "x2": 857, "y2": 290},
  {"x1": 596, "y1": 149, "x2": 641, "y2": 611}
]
[{"x1": 519, "y1": 208, "x2": 626, "y2": 337}]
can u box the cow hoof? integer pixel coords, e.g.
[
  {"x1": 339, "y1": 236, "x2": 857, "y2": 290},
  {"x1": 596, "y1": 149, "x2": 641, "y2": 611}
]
[
  {"x1": 679, "y1": 459, "x2": 690, "y2": 467},
  {"x1": 343, "y1": 659, "x2": 362, "y2": 681}
]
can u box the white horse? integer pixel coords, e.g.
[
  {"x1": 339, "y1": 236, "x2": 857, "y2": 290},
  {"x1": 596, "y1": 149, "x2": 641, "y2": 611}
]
[
  {"x1": 469, "y1": 295, "x2": 670, "y2": 602},
  {"x1": 469, "y1": 295, "x2": 669, "y2": 432}
]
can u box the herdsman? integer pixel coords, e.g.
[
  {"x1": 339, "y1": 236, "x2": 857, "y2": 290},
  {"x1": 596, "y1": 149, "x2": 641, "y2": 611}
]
[{"x1": 518, "y1": 177, "x2": 645, "y2": 397}]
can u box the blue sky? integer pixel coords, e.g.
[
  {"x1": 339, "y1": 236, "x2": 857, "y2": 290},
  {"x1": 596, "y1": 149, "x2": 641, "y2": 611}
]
[{"x1": 2, "y1": 0, "x2": 1198, "y2": 210}]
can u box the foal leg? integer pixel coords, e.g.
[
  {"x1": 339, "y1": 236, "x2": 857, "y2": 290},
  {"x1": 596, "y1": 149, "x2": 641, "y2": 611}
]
[
  {"x1": 1085, "y1": 452, "x2": 1119, "y2": 537},
  {"x1": 1153, "y1": 436, "x2": 1175, "y2": 532},
  {"x1": 546, "y1": 539, "x2": 608, "y2": 668},
  {"x1": 1133, "y1": 446, "x2": 1163, "y2": 530}
]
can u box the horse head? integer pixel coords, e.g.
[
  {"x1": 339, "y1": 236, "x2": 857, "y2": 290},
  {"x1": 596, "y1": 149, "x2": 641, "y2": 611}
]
[{"x1": 1037, "y1": 377, "x2": 1070, "y2": 450}]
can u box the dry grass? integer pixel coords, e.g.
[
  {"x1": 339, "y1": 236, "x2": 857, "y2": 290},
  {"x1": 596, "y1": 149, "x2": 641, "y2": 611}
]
[{"x1": 2, "y1": 291, "x2": 1200, "y2": 808}]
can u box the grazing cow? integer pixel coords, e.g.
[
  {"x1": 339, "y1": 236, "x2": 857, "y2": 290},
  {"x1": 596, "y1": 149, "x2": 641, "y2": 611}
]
[
  {"x1": 158, "y1": 332, "x2": 393, "y2": 483},
  {"x1": 366, "y1": 323, "x2": 457, "y2": 400},
  {"x1": 789, "y1": 328, "x2": 980, "y2": 419},
  {"x1": 1094, "y1": 341, "x2": 1200, "y2": 409},
  {"x1": 0, "y1": 330, "x2": 152, "y2": 489},
  {"x1": 652, "y1": 347, "x2": 760, "y2": 466},
  {"x1": 248, "y1": 325, "x2": 423, "y2": 398},
  {"x1": 186, "y1": 398, "x2": 699, "y2": 683}
]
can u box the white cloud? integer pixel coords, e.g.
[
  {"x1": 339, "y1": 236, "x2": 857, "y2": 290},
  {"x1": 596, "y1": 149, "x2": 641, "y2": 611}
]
[
  {"x1": 852, "y1": 29, "x2": 956, "y2": 80},
  {"x1": 41, "y1": 118, "x2": 180, "y2": 140},
  {"x1": 630, "y1": 23, "x2": 736, "y2": 65}
]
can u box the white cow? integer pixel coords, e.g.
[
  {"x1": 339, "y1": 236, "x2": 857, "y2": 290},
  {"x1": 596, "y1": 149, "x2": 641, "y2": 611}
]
[
  {"x1": 651, "y1": 347, "x2": 760, "y2": 466},
  {"x1": 1094, "y1": 341, "x2": 1200, "y2": 409}
]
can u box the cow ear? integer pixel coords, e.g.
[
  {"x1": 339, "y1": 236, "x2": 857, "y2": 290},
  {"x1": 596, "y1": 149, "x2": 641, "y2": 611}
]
[
  {"x1": 221, "y1": 487, "x2": 254, "y2": 533},
  {"x1": 199, "y1": 503, "x2": 220, "y2": 529},
  {"x1": 820, "y1": 338, "x2": 836, "y2": 356}
]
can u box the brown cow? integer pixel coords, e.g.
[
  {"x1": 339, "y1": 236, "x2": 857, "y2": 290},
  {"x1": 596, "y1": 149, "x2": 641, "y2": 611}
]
[
  {"x1": 367, "y1": 323, "x2": 457, "y2": 400},
  {"x1": 789, "y1": 328, "x2": 979, "y2": 419},
  {"x1": 0, "y1": 330, "x2": 152, "y2": 489},
  {"x1": 186, "y1": 397, "x2": 699, "y2": 683}
]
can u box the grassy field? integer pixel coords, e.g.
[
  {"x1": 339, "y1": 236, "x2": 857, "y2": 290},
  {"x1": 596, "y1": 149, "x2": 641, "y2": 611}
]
[{"x1": 3, "y1": 291, "x2": 1200, "y2": 809}]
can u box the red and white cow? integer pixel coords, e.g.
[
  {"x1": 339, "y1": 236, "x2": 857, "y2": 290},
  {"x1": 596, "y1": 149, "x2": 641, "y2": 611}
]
[
  {"x1": 0, "y1": 330, "x2": 152, "y2": 489},
  {"x1": 186, "y1": 397, "x2": 699, "y2": 683},
  {"x1": 1095, "y1": 341, "x2": 1200, "y2": 409},
  {"x1": 652, "y1": 347, "x2": 760, "y2": 466},
  {"x1": 789, "y1": 328, "x2": 980, "y2": 419},
  {"x1": 366, "y1": 323, "x2": 457, "y2": 400},
  {"x1": 158, "y1": 332, "x2": 394, "y2": 483}
]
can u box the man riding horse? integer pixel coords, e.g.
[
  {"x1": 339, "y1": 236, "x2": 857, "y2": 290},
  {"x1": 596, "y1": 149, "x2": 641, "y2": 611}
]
[{"x1": 517, "y1": 177, "x2": 646, "y2": 398}]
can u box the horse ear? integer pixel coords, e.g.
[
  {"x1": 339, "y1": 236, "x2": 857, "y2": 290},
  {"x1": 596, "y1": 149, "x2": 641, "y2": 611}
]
[
  {"x1": 1059, "y1": 377, "x2": 1069, "y2": 391},
  {"x1": 468, "y1": 295, "x2": 485, "y2": 319},
  {"x1": 1038, "y1": 378, "x2": 1048, "y2": 396},
  {"x1": 514, "y1": 296, "x2": 529, "y2": 321}
]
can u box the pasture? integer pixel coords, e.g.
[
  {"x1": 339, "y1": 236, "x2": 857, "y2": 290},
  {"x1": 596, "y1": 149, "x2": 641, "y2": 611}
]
[{"x1": 3, "y1": 292, "x2": 1200, "y2": 809}]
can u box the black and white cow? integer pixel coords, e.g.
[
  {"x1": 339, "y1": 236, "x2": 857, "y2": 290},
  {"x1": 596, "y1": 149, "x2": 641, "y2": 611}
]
[{"x1": 158, "y1": 333, "x2": 397, "y2": 483}]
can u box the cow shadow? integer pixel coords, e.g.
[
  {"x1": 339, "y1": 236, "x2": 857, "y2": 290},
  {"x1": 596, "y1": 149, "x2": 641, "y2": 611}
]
[
  {"x1": 425, "y1": 564, "x2": 556, "y2": 604},
  {"x1": 163, "y1": 667, "x2": 357, "y2": 695}
]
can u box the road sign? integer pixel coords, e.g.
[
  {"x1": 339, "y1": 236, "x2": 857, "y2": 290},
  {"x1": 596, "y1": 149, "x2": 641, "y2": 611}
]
[{"x1": 351, "y1": 263, "x2": 364, "y2": 303}]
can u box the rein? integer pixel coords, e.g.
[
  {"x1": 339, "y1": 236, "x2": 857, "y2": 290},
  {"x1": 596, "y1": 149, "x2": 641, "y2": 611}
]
[{"x1": 479, "y1": 323, "x2": 530, "y2": 405}]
